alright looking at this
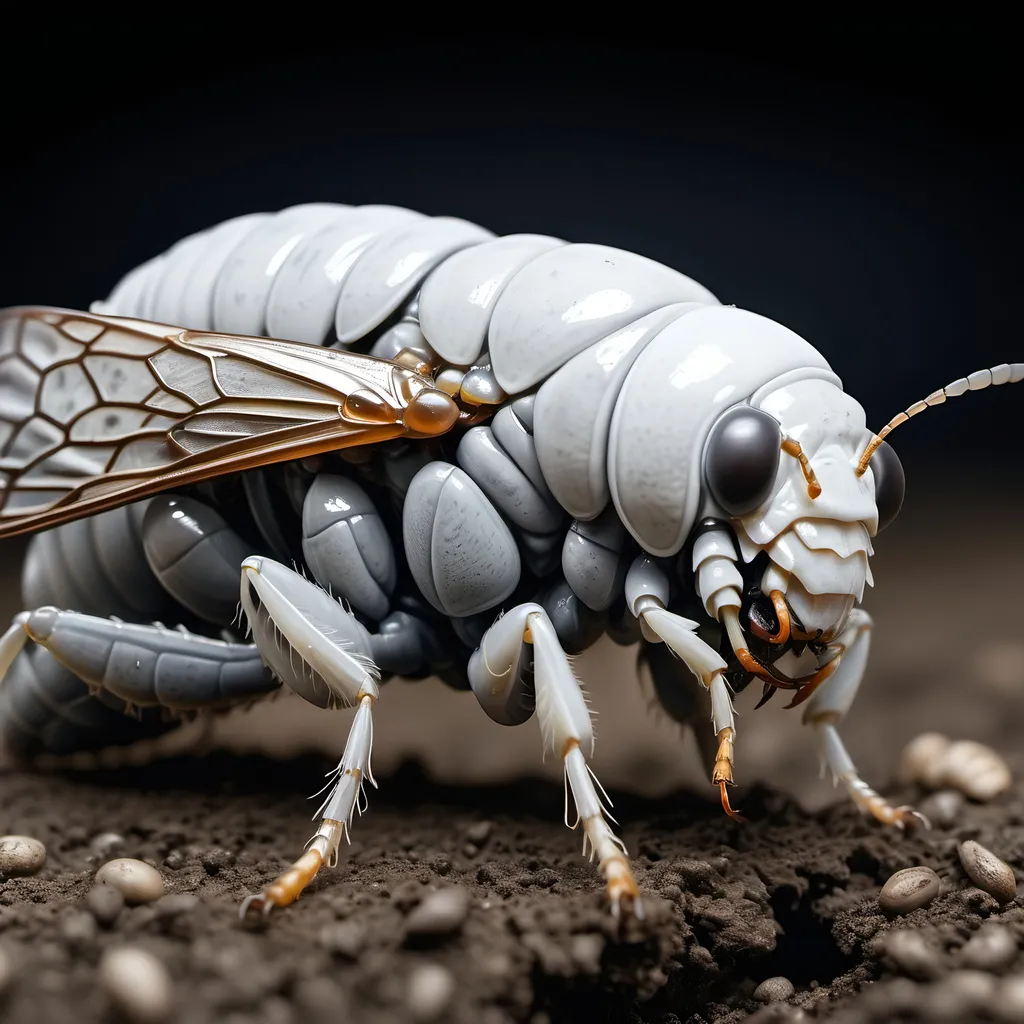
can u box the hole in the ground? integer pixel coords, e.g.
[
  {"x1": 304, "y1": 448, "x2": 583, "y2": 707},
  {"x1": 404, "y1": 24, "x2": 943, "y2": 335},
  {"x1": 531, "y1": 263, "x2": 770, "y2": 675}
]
[{"x1": 754, "y1": 882, "x2": 856, "y2": 987}]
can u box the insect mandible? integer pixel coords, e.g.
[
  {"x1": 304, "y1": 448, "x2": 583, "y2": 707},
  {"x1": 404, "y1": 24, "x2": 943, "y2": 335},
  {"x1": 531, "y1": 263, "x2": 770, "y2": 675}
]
[{"x1": 0, "y1": 202, "x2": 1019, "y2": 919}]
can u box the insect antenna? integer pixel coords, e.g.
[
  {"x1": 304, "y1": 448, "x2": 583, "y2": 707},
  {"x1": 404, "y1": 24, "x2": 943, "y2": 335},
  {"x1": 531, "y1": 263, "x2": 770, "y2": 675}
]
[
  {"x1": 781, "y1": 437, "x2": 822, "y2": 498},
  {"x1": 856, "y1": 362, "x2": 1024, "y2": 476}
]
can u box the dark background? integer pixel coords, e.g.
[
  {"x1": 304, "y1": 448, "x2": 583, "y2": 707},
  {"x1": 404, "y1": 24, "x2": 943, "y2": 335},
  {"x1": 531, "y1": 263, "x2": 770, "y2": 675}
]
[{"x1": 0, "y1": 34, "x2": 1020, "y2": 473}]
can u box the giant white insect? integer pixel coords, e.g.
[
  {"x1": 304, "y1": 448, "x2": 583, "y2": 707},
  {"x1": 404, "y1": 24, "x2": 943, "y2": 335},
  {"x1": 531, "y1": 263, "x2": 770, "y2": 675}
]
[{"x1": 0, "y1": 202, "x2": 1019, "y2": 919}]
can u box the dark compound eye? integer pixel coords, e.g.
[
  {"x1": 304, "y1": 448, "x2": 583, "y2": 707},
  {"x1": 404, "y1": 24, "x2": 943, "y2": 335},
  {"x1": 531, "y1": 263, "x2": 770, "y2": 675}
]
[
  {"x1": 704, "y1": 406, "x2": 782, "y2": 516},
  {"x1": 870, "y1": 440, "x2": 905, "y2": 532}
]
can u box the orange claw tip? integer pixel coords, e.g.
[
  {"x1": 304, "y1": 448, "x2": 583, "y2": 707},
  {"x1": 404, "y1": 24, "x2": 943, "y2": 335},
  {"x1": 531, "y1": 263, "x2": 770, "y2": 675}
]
[
  {"x1": 719, "y1": 781, "x2": 746, "y2": 822},
  {"x1": 238, "y1": 893, "x2": 273, "y2": 921},
  {"x1": 404, "y1": 388, "x2": 460, "y2": 436}
]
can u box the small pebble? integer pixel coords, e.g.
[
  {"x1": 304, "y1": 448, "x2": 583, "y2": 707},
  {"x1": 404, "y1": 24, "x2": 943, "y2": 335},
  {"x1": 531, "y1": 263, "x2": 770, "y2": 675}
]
[
  {"x1": 753, "y1": 976, "x2": 795, "y2": 1003},
  {"x1": 0, "y1": 835, "x2": 46, "y2": 877},
  {"x1": 1000, "y1": 974, "x2": 1024, "y2": 1020},
  {"x1": 60, "y1": 910, "x2": 98, "y2": 946},
  {"x1": 293, "y1": 976, "x2": 350, "y2": 1017},
  {"x1": 201, "y1": 848, "x2": 235, "y2": 875},
  {"x1": 319, "y1": 920, "x2": 364, "y2": 959},
  {"x1": 407, "y1": 963, "x2": 456, "y2": 1022},
  {"x1": 918, "y1": 789, "x2": 964, "y2": 829},
  {"x1": 960, "y1": 923, "x2": 1018, "y2": 972},
  {"x1": 404, "y1": 886, "x2": 471, "y2": 939},
  {"x1": 923, "y1": 969, "x2": 998, "y2": 1019},
  {"x1": 99, "y1": 946, "x2": 173, "y2": 1023},
  {"x1": 466, "y1": 821, "x2": 493, "y2": 846},
  {"x1": 90, "y1": 832, "x2": 125, "y2": 859},
  {"x1": 899, "y1": 733, "x2": 1013, "y2": 801},
  {"x1": 900, "y1": 733, "x2": 952, "y2": 788},
  {"x1": 86, "y1": 883, "x2": 126, "y2": 926},
  {"x1": 942, "y1": 740, "x2": 1013, "y2": 802},
  {"x1": 958, "y1": 840, "x2": 1017, "y2": 903},
  {"x1": 877, "y1": 929, "x2": 945, "y2": 979},
  {"x1": 163, "y1": 851, "x2": 186, "y2": 871},
  {"x1": 95, "y1": 858, "x2": 166, "y2": 905},
  {"x1": 570, "y1": 933, "x2": 605, "y2": 974},
  {"x1": 879, "y1": 866, "x2": 941, "y2": 916}
]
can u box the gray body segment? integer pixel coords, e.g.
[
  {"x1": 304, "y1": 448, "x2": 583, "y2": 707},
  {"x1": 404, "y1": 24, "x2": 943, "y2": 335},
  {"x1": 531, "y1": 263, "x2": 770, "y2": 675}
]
[
  {"x1": 22, "y1": 607, "x2": 278, "y2": 710},
  {"x1": 561, "y1": 509, "x2": 630, "y2": 613},
  {"x1": 302, "y1": 474, "x2": 397, "y2": 621},
  {"x1": 402, "y1": 462, "x2": 521, "y2": 619},
  {"x1": 22, "y1": 502, "x2": 168, "y2": 621},
  {"x1": 142, "y1": 495, "x2": 253, "y2": 627},
  {"x1": 0, "y1": 641, "x2": 175, "y2": 759}
]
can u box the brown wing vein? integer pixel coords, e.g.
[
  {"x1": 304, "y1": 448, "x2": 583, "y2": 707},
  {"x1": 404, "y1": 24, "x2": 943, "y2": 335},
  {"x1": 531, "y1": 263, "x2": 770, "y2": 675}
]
[{"x1": 0, "y1": 306, "x2": 460, "y2": 538}]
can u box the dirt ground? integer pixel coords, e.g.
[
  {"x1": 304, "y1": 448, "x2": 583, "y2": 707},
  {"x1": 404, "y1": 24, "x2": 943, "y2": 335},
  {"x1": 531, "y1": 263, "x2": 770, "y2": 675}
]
[{"x1": 1, "y1": 475, "x2": 1022, "y2": 1023}]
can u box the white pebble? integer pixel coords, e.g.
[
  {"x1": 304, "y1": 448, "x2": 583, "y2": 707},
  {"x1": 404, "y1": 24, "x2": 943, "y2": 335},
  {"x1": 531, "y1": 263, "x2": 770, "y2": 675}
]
[
  {"x1": 960, "y1": 923, "x2": 1018, "y2": 972},
  {"x1": 900, "y1": 733, "x2": 952, "y2": 788},
  {"x1": 95, "y1": 858, "x2": 166, "y2": 905},
  {"x1": 899, "y1": 733, "x2": 1012, "y2": 801},
  {"x1": 878, "y1": 929, "x2": 944, "y2": 980},
  {"x1": 90, "y1": 832, "x2": 125, "y2": 859},
  {"x1": 0, "y1": 835, "x2": 46, "y2": 877},
  {"x1": 404, "y1": 886, "x2": 470, "y2": 937},
  {"x1": 1000, "y1": 974, "x2": 1024, "y2": 1021},
  {"x1": 407, "y1": 963, "x2": 455, "y2": 1022},
  {"x1": 99, "y1": 947, "x2": 173, "y2": 1023},
  {"x1": 939, "y1": 740, "x2": 1012, "y2": 802}
]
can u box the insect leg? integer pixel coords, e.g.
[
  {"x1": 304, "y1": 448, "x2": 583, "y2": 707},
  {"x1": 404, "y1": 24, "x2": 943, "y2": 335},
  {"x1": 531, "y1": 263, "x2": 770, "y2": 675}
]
[
  {"x1": 800, "y1": 609, "x2": 926, "y2": 829},
  {"x1": 469, "y1": 602, "x2": 641, "y2": 917},
  {"x1": 2, "y1": 608, "x2": 279, "y2": 713},
  {"x1": 238, "y1": 557, "x2": 381, "y2": 914},
  {"x1": 624, "y1": 556, "x2": 743, "y2": 817}
]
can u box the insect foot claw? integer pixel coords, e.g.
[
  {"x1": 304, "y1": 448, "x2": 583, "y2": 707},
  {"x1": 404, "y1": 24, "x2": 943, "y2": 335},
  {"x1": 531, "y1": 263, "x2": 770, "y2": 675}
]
[
  {"x1": 894, "y1": 805, "x2": 931, "y2": 831},
  {"x1": 238, "y1": 892, "x2": 274, "y2": 921},
  {"x1": 606, "y1": 862, "x2": 644, "y2": 921}
]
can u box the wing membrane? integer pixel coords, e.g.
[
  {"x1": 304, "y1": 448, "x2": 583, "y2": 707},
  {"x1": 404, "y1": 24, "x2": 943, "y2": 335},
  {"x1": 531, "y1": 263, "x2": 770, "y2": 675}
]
[{"x1": 0, "y1": 307, "x2": 458, "y2": 537}]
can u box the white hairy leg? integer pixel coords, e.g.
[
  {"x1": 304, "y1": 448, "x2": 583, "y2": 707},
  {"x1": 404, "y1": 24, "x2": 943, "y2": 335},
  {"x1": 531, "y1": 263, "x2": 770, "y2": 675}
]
[
  {"x1": 469, "y1": 603, "x2": 640, "y2": 916},
  {"x1": 238, "y1": 557, "x2": 381, "y2": 915},
  {"x1": 801, "y1": 609, "x2": 926, "y2": 829}
]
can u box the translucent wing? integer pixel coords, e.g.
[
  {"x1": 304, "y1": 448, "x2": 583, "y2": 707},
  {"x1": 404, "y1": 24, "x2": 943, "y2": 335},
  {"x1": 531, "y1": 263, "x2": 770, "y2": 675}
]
[{"x1": 0, "y1": 307, "x2": 460, "y2": 538}]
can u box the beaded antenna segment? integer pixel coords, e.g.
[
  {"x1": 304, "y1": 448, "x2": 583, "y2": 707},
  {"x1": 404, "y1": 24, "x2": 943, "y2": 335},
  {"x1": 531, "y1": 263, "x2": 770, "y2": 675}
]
[{"x1": 856, "y1": 362, "x2": 1024, "y2": 476}]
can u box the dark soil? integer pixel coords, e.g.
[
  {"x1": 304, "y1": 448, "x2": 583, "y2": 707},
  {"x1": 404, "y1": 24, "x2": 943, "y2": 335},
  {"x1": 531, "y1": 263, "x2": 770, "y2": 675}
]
[{"x1": 1, "y1": 751, "x2": 1023, "y2": 1024}]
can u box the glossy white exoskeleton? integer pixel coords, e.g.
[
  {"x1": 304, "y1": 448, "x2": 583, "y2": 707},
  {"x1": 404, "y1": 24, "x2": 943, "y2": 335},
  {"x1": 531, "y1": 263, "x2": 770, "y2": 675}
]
[{"x1": 0, "y1": 202, "x2": 1019, "y2": 920}]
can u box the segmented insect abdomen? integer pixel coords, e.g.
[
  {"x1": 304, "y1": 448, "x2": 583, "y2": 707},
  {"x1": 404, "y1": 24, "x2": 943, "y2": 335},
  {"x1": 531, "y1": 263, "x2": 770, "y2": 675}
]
[
  {"x1": 0, "y1": 638, "x2": 174, "y2": 760},
  {"x1": 93, "y1": 203, "x2": 718, "y2": 375},
  {"x1": 21, "y1": 501, "x2": 169, "y2": 620}
]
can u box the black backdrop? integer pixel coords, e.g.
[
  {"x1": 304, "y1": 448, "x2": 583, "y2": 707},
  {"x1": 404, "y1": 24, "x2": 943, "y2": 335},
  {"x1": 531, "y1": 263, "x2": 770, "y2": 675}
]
[{"x1": 1, "y1": 36, "x2": 1019, "y2": 472}]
